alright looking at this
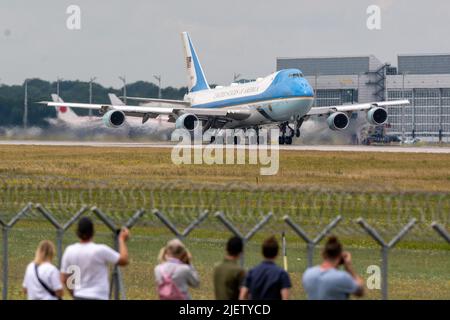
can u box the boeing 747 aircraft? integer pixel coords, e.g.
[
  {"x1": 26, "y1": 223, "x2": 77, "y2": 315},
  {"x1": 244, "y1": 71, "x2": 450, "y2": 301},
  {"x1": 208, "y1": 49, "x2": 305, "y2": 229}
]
[
  {"x1": 39, "y1": 32, "x2": 409, "y2": 144},
  {"x1": 47, "y1": 93, "x2": 137, "y2": 128}
]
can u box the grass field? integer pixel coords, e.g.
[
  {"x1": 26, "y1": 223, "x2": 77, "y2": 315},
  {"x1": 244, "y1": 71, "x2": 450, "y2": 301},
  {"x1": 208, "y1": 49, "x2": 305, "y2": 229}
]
[
  {"x1": 0, "y1": 145, "x2": 449, "y2": 300},
  {"x1": 0, "y1": 145, "x2": 450, "y2": 191}
]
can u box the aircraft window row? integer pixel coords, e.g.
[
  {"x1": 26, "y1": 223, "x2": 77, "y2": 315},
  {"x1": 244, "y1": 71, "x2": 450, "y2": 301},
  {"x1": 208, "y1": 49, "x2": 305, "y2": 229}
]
[{"x1": 289, "y1": 73, "x2": 304, "y2": 78}]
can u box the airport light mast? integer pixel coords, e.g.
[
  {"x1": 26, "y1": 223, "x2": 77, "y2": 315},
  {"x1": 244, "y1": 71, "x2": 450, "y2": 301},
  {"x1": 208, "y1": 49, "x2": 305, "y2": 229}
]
[
  {"x1": 119, "y1": 76, "x2": 127, "y2": 104},
  {"x1": 56, "y1": 77, "x2": 63, "y2": 97},
  {"x1": 23, "y1": 80, "x2": 28, "y2": 129},
  {"x1": 89, "y1": 77, "x2": 97, "y2": 118},
  {"x1": 153, "y1": 75, "x2": 162, "y2": 99}
]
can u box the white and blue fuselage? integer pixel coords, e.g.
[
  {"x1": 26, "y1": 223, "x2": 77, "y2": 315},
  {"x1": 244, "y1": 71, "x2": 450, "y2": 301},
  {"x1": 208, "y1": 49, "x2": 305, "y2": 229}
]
[
  {"x1": 41, "y1": 31, "x2": 408, "y2": 138},
  {"x1": 185, "y1": 69, "x2": 314, "y2": 129},
  {"x1": 181, "y1": 32, "x2": 314, "y2": 129}
]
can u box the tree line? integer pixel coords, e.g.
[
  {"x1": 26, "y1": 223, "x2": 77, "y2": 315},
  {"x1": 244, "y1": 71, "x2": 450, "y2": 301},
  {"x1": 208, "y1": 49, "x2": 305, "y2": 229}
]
[{"x1": 0, "y1": 79, "x2": 188, "y2": 127}]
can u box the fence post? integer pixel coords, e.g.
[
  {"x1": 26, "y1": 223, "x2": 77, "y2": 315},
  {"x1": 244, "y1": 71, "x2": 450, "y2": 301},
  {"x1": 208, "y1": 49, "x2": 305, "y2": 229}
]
[
  {"x1": 431, "y1": 222, "x2": 450, "y2": 243},
  {"x1": 34, "y1": 204, "x2": 90, "y2": 267},
  {"x1": 124, "y1": 209, "x2": 147, "y2": 229},
  {"x1": 89, "y1": 207, "x2": 146, "y2": 301},
  {"x1": 120, "y1": 208, "x2": 147, "y2": 300},
  {"x1": 215, "y1": 212, "x2": 273, "y2": 267},
  {"x1": 0, "y1": 203, "x2": 33, "y2": 300},
  {"x1": 1, "y1": 224, "x2": 8, "y2": 301},
  {"x1": 34, "y1": 204, "x2": 63, "y2": 267},
  {"x1": 57, "y1": 206, "x2": 89, "y2": 267},
  {"x1": 91, "y1": 206, "x2": 123, "y2": 301},
  {"x1": 357, "y1": 218, "x2": 416, "y2": 300},
  {"x1": 55, "y1": 229, "x2": 64, "y2": 268},
  {"x1": 283, "y1": 215, "x2": 342, "y2": 268},
  {"x1": 154, "y1": 209, "x2": 209, "y2": 240}
]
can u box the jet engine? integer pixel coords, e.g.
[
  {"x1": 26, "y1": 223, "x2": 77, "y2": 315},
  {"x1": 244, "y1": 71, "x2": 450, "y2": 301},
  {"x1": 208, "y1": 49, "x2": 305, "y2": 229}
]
[
  {"x1": 327, "y1": 112, "x2": 349, "y2": 131},
  {"x1": 175, "y1": 113, "x2": 200, "y2": 131},
  {"x1": 367, "y1": 107, "x2": 388, "y2": 126},
  {"x1": 102, "y1": 110, "x2": 126, "y2": 128}
]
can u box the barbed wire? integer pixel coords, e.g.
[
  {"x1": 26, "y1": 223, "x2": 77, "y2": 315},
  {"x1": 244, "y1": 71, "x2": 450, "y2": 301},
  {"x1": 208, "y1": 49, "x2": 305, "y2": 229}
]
[{"x1": 0, "y1": 174, "x2": 448, "y2": 243}]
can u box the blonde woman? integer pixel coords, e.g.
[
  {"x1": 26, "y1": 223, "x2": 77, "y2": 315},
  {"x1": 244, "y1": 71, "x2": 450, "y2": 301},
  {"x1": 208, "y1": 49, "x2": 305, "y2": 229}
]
[
  {"x1": 23, "y1": 240, "x2": 63, "y2": 300},
  {"x1": 154, "y1": 239, "x2": 200, "y2": 300}
]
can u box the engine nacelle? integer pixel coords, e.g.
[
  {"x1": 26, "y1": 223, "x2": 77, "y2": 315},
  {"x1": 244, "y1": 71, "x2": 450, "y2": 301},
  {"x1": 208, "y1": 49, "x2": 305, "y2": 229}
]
[
  {"x1": 367, "y1": 106, "x2": 388, "y2": 125},
  {"x1": 327, "y1": 112, "x2": 349, "y2": 131},
  {"x1": 175, "y1": 113, "x2": 200, "y2": 131},
  {"x1": 102, "y1": 110, "x2": 126, "y2": 128}
]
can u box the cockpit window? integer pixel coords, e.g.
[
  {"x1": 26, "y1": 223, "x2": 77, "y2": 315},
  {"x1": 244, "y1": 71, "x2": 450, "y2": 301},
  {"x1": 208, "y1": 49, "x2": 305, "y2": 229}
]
[{"x1": 289, "y1": 72, "x2": 303, "y2": 78}]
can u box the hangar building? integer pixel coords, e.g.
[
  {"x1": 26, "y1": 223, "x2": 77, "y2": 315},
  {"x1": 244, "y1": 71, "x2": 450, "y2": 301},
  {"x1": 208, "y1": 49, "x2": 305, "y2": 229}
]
[{"x1": 277, "y1": 54, "x2": 450, "y2": 142}]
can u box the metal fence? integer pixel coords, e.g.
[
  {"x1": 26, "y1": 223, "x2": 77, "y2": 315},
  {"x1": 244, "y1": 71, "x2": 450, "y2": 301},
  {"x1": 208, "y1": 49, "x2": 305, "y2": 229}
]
[{"x1": 0, "y1": 176, "x2": 449, "y2": 300}]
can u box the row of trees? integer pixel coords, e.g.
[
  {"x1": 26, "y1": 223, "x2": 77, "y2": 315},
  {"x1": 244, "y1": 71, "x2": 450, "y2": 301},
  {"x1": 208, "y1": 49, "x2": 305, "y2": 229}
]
[{"x1": 0, "y1": 79, "x2": 188, "y2": 127}]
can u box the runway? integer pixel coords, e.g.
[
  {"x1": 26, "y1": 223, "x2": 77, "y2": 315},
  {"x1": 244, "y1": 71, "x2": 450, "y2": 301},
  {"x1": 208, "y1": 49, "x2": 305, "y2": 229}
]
[{"x1": 1, "y1": 139, "x2": 450, "y2": 153}]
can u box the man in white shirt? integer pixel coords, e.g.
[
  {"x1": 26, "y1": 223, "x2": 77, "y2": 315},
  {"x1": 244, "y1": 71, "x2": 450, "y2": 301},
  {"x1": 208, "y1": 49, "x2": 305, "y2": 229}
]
[{"x1": 61, "y1": 217, "x2": 130, "y2": 300}]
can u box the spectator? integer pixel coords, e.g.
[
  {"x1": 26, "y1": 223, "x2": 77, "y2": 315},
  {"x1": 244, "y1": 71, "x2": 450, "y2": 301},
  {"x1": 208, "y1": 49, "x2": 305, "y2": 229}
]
[
  {"x1": 154, "y1": 238, "x2": 199, "y2": 300},
  {"x1": 213, "y1": 236, "x2": 246, "y2": 300},
  {"x1": 23, "y1": 240, "x2": 63, "y2": 300},
  {"x1": 60, "y1": 217, "x2": 129, "y2": 300},
  {"x1": 239, "y1": 236, "x2": 291, "y2": 300},
  {"x1": 302, "y1": 235, "x2": 365, "y2": 300}
]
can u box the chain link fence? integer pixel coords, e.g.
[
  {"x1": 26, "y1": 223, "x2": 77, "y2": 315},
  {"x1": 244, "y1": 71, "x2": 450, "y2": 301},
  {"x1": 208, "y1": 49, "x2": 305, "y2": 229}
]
[{"x1": 0, "y1": 175, "x2": 449, "y2": 299}]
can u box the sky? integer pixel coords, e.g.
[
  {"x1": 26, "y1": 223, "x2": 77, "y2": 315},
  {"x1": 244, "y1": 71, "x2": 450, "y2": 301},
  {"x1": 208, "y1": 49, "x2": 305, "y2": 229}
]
[{"x1": 0, "y1": 0, "x2": 449, "y2": 88}]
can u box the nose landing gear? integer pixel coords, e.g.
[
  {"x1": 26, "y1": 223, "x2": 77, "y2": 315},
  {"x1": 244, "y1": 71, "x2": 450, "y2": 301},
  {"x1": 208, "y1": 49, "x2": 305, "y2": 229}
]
[
  {"x1": 279, "y1": 122, "x2": 294, "y2": 145},
  {"x1": 278, "y1": 117, "x2": 305, "y2": 145}
]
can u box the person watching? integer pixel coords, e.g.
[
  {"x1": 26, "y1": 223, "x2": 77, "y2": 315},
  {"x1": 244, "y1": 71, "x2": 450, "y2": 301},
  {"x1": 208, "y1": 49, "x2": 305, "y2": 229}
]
[
  {"x1": 23, "y1": 240, "x2": 63, "y2": 300},
  {"x1": 60, "y1": 217, "x2": 129, "y2": 300},
  {"x1": 213, "y1": 236, "x2": 246, "y2": 300},
  {"x1": 302, "y1": 235, "x2": 365, "y2": 300},
  {"x1": 239, "y1": 236, "x2": 291, "y2": 300}
]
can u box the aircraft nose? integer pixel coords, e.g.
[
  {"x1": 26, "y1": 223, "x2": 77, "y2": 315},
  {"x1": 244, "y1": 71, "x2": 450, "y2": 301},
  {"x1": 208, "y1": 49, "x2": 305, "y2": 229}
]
[
  {"x1": 303, "y1": 80, "x2": 314, "y2": 97},
  {"x1": 297, "y1": 79, "x2": 314, "y2": 97}
]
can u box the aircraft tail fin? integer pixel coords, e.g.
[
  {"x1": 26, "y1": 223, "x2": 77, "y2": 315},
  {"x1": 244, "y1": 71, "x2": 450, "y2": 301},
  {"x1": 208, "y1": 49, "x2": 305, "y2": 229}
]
[
  {"x1": 181, "y1": 32, "x2": 210, "y2": 92},
  {"x1": 108, "y1": 93, "x2": 125, "y2": 106},
  {"x1": 51, "y1": 94, "x2": 78, "y2": 121}
]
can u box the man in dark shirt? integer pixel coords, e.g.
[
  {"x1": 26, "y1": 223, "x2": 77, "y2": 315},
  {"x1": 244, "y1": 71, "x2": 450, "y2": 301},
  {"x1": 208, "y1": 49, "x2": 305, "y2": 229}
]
[
  {"x1": 213, "y1": 237, "x2": 246, "y2": 300},
  {"x1": 239, "y1": 236, "x2": 291, "y2": 300}
]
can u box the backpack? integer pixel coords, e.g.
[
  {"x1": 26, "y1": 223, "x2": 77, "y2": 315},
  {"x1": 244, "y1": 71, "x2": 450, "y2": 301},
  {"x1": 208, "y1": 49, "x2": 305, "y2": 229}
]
[{"x1": 158, "y1": 268, "x2": 186, "y2": 300}]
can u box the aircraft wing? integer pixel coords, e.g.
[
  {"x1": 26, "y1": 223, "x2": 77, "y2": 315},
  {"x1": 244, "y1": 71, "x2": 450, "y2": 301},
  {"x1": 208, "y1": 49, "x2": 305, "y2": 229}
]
[
  {"x1": 123, "y1": 96, "x2": 191, "y2": 106},
  {"x1": 37, "y1": 101, "x2": 251, "y2": 121},
  {"x1": 306, "y1": 99, "x2": 410, "y2": 116}
]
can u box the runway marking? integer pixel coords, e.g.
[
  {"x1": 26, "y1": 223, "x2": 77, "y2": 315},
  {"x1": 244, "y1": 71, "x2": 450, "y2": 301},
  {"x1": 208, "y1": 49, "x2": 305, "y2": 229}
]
[{"x1": 1, "y1": 140, "x2": 450, "y2": 154}]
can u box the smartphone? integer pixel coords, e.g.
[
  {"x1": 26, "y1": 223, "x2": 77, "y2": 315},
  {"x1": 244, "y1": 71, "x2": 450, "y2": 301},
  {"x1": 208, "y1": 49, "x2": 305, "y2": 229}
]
[{"x1": 339, "y1": 254, "x2": 345, "y2": 265}]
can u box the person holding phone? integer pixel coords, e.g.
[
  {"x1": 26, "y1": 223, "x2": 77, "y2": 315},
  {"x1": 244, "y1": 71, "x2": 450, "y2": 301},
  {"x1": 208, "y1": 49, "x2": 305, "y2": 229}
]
[
  {"x1": 302, "y1": 235, "x2": 365, "y2": 300},
  {"x1": 154, "y1": 238, "x2": 200, "y2": 300}
]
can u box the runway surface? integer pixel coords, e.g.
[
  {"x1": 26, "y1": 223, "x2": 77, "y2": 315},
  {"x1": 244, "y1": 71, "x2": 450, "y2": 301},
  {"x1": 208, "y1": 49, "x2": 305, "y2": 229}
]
[{"x1": 1, "y1": 139, "x2": 450, "y2": 153}]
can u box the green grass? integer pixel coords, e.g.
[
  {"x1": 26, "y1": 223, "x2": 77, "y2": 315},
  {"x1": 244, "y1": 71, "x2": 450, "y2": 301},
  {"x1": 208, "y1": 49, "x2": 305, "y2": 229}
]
[
  {"x1": 1, "y1": 221, "x2": 449, "y2": 300},
  {"x1": 0, "y1": 145, "x2": 450, "y2": 191},
  {"x1": 0, "y1": 145, "x2": 449, "y2": 300}
]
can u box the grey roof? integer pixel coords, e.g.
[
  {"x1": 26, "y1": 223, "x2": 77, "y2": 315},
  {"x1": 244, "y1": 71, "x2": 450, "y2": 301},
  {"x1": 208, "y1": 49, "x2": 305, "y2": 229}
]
[
  {"x1": 276, "y1": 55, "x2": 383, "y2": 76},
  {"x1": 398, "y1": 54, "x2": 450, "y2": 75}
]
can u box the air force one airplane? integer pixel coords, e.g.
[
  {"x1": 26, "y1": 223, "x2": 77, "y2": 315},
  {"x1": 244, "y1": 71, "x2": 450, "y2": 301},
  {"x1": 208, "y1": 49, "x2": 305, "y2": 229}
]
[{"x1": 39, "y1": 32, "x2": 409, "y2": 144}]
